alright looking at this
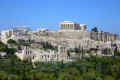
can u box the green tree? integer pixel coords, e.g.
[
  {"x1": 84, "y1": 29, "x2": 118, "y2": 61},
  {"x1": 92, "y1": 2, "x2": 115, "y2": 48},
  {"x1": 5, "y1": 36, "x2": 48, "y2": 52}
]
[
  {"x1": 0, "y1": 70, "x2": 7, "y2": 80},
  {"x1": 82, "y1": 72, "x2": 96, "y2": 80},
  {"x1": 18, "y1": 39, "x2": 29, "y2": 46},
  {"x1": 7, "y1": 39, "x2": 17, "y2": 44},
  {"x1": 74, "y1": 48, "x2": 79, "y2": 53},
  {"x1": 53, "y1": 70, "x2": 58, "y2": 79},
  {"x1": 22, "y1": 64, "x2": 26, "y2": 80},
  {"x1": 67, "y1": 50, "x2": 71, "y2": 57},
  {"x1": 101, "y1": 30, "x2": 103, "y2": 33},
  {"x1": 7, "y1": 48, "x2": 17, "y2": 54},
  {"x1": 104, "y1": 76, "x2": 114, "y2": 80},
  {"x1": 114, "y1": 46, "x2": 118, "y2": 57},
  {"x1": 8, "y1": 74, "x2": 18, "y2": 80},
  {"x1": 94, "y1": 27, "x2": 98, "y2": 32},
  {"x1": 0, "y1": 42, "x2": 8, "y2": 52},
  {"x1": 17, "y1": 45, "x2": 21, "y2": 50},
  {"x1": 91, "y1": 27, "x2": 98, "y2": 32},
  {"x1": 60, "y1": 59, "x2": 64, "y2": 69}
]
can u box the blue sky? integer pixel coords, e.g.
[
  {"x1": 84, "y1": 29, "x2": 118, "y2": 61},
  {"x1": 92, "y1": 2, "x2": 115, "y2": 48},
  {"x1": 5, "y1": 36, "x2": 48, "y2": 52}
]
[{"x1": 0, "y1": 0, "x2": 120, "y2": 35}]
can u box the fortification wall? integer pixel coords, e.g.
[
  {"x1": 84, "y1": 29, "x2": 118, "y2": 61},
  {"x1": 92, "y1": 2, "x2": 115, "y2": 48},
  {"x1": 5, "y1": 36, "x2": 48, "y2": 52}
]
[
  {"x1": 50, "y1": 30, "x2": 91, "y2": 39},
  {"x1": 48, "y1": 30, "x2": 119, "y2": 42},
  {"x1": 90, "y1": 32, "x2": 119, "y2": 42},
  {"x1": 90, "y1": 31, "x2": 97, "y2": 40}
]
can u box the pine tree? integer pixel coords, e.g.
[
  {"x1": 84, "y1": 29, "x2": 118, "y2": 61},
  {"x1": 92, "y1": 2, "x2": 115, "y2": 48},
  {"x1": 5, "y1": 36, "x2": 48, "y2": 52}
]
[
  {"x1": 108, "y1": 62, "x2": 111, "y2": 75},
  {"x1": 114, "y1": 46, "x2": 118, "y2": 57},
  {"x1": 60, "y1": 59, "x2": 64, "y2": 69},
  {"x1": 22, "y1": 64, "x2": 26, "y2": 80},
  {"x1": 53, "y1": 70, "x2": 58, "y2": 79}
]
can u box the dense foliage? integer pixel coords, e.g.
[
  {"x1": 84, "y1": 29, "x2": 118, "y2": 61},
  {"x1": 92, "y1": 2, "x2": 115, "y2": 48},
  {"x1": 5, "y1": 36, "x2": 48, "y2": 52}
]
[
  {"x1": 0, "y1": 41, "x2": 16, "y2": 54},
  {"x1": 0, "y1": 54, "x2": 120, "y2": 80},
  {"x1": 41, "y1": 42, "x2": 58, "y2": 51},
  {"x1": 7, "y1": 39, "x2": 17, "y2": 44},
  {"x1": 0, "y1": 42, "x2": 8, "y2": 52},
  {"x1": 0, "y1": 41, "x2": 120, "y2": 80},
  {"x1": 67, "y1": 47, "x2": 90, "y2": 57},
  {"x1": 91, "y1": 27, "x2": 98, "y2": 32}
]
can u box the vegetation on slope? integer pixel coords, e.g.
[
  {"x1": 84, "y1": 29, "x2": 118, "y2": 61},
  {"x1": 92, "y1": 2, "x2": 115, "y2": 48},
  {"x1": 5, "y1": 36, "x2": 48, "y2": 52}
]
[
  {"x1": 0, "y1": 41, "x2": 120, "y2": 80},
  {"x1": 0, "y1": 53, "x2": 120, "y2": 80}
]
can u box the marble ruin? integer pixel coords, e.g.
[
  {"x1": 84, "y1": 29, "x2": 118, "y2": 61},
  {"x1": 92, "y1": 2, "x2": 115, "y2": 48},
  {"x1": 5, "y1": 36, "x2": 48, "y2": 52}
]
[{"x1": 0, "y1": 21, "x2": 120, "y2": 63}]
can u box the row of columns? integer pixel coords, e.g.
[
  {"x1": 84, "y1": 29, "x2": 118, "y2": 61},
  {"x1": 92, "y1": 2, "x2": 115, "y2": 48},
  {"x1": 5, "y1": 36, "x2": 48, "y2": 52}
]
[
  {"x1": 61, "y1": 24, "x2": 74, "y2": 30},
  {"x1": 93, "y1": 33, "x2": 119, "y2": 42},
  {"x1": 101, "y1": 35, "x2": 118, "y2": 42},
  {"x1": 41, "y1": 55, "x2": 58, "y2": 60}
]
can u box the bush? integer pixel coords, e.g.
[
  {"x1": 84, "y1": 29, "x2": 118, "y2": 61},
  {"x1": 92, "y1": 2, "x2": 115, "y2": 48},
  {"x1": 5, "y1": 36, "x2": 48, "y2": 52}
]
[
  {"x1": 7, "y1": 39, "x2": 17, "y2": 44},
  {"x1": 0, "y1": 42, "x2": 8, "y2": 52},
  {"x1": 18, "y1": 39, "x2": 29, "y2": 46}
]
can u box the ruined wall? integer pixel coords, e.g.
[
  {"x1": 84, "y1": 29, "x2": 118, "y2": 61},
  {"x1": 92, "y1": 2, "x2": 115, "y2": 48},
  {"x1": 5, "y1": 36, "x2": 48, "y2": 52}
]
[
  {"x1": 90, "y1": 31, "x2": 97, "y2": 40},
  {"x1": 90, "y1": 32, "x2": 119, "y2": 42},
  {"x1": 48, "y1": 30, "x2": 119, "y2": 42},
  {"x1": 50, "y1": 30, "x2": 91, "y2": 39}
]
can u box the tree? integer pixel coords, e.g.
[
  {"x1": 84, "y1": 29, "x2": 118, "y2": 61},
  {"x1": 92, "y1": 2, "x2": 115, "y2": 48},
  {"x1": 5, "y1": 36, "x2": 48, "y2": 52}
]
[
  {"x1": 60, "y1": 59, "x2": 64, "y2": 69},
  {"x1": 8, "y1": 74, "x2": 18, "y2": 80},
  {"x1": 94, "y1": 27, "x2": 98, "y2": 32},
  {"x1": 7, "y1": 39, "x2": 17, "y2": 44},
  {"x1": 22, "y1": 64, "x2": 26, "y2": 80},
  {"x1": 74, "y1": 48, "x2": 79, "y2": 53},
  {"x1": 79, "y1": 65, "x2": 83, "y2": 75},
  {"x1": 42, "y1": 42, "x2": 55, "y2": 50},
  {"x1": 101, "y1": 30, "x2": 103, "y2": 33},
  {"x1": 0, "y1": 42, "x2": 8, "y2": 52},
  {"x1": 17, "y1": 45, "x2": 21, "y2": 50},
  {"x1": 114, "y1": 46, "x2": 118, "y2": 57},
  {"x1": 7, "y1": 48, "x2": 17, "y2": 54},
  {"x1": 67, "y1": 50, "x2": 71, "y2": 57},
  {"x1": 0, "y1": 70, "x2": 7, "y2": 80},
  {"x1": 53, "y1": 70, "x2": 58, "y2": 79},
  {"x1": 18, "y1": 39, "x2": 29, "y2": 46},
  {"x1": 91, "y1": 27, "x2": 98, "y2": 32},
  {"x1": 82, "y1": 72, "x2": 96, "y2": 80},
  {"x1": 104, "y1": 76, "x2": 114, "y2": 80},
  {"x1": 91, "y1": 28, "x2": 94, "y2": 31},
  {"x1": 35, "y1": 73, "x2": 44, "y2": 80},
  {"x1": 29, "y1": 58, "x2": 32, "y2": 65},
  {"x1": 82, "y1": 46, "x2": 84, "y2": 51}
]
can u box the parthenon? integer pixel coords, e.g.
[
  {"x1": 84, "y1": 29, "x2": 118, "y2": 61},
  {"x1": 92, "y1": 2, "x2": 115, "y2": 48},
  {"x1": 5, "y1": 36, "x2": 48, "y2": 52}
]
[{"x1": 60, "y1": 21, "x2": 86, "y2": 31}]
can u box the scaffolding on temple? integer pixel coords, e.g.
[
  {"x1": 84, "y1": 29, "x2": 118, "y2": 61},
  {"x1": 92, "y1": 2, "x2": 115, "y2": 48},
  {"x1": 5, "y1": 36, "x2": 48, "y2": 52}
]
[
  {"x1": 12, "y1": 26, "x2": 30, "y2": 31},
  {"x1": 12, "y1": 26, "x2": 30, "y2": 36}
]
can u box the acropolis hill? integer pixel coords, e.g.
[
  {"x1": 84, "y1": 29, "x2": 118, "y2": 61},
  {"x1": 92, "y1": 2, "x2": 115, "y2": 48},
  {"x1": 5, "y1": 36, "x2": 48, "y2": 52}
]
[
  {"x1": 0, "y1": 21, "x2": 120, "y2": 63},
  {"x1": 52, "y1": 21, "x2": 119, "y2": 42}
]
